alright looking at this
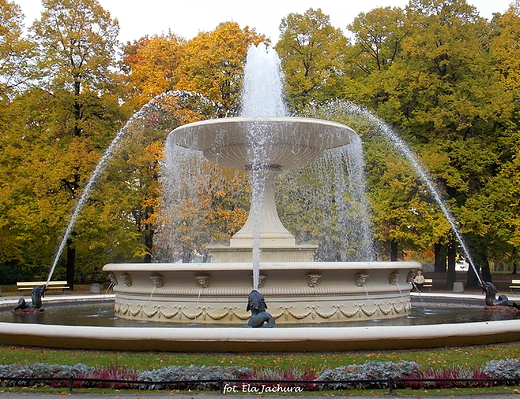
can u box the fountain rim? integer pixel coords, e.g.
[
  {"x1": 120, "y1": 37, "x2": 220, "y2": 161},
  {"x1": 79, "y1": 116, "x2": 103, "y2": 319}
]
[
  {"x1": 170, "y1": 116, "x2": 355, "y2": 151},
  {"x1": 103, "y1": 261, "x2": 421, "y2": 272},
  {"x1": 1, "y1": 293, "x2": 519, "y2": 351}
]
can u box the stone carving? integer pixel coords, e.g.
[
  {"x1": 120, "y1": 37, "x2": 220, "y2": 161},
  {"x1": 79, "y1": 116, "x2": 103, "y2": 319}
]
[
  {"x1": 389, "y1": 270, "x2": 400, "y2": 285},
  {"x1": 114, "y1": 297, "x2": 411, "y2": 323},
  {"x1": 355, "y1": 272, "x2": 369, "y2": 287},
  {"x1": 252, "y1": 273, "x2": 267, "y2": 288},
  {"x1": 121, "y1": 273, "x2": 132, "y2": 287},
  {"x1": 108, "y1": 272, "x2": 118, "y2": 286},
  {"x1": 195, "y1": 274, "x2": 211, "y2": 288},
  {"x1": 149, "y1": 273, "x2": 164, "y2": 288},
  {"x1": 406, "y1": 271, "x2": 415, "y2": 284},
  {"x1": 307, "y1": 272, "x2": 322, "y2": 287},
  {"x1": 258, "y1": 274, "x2": 267, "y2": 288}
]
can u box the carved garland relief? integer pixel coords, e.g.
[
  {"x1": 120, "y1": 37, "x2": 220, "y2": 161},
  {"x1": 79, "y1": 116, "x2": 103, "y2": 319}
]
[{"x1": 114, "y1": 299, "x2": 411, "y2": 322}]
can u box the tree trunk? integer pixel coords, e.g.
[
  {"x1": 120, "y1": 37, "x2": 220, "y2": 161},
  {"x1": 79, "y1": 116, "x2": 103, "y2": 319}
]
[
  {"x1": 66, "y1": 238, "x2": 75, "y2": 290},
  {"x1": 390, "y1": 241, "x2": 398, "y2": 261},
  {"x1": 446, "y1": 239, "x2": 456, "y2": 290},
  {"x1": 467, "y1": 263, "x2": 481, "y2": 289},
  {"x1": 434, "y1": 243, "x2": 447, "y2": 273},
  {"x1": 481, "y1": 253, "x2": 492, "y2": 283},
  {"x1": 467, "y1": 249, "x2": 489, "y2": 289},
  {"x1": 512, "y1": 247, "x2": 518, "y2": 275},
  {"x1": 143, "y1": 229, "x2": 153, "y2": 263}
]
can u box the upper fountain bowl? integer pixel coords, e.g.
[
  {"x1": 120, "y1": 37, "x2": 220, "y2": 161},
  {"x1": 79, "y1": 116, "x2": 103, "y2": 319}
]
[{"x1": 171, "y1": 117, "x2": 355, "y2": 170}]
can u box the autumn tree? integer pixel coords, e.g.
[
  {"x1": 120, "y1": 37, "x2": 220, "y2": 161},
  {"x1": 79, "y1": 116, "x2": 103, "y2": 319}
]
[
  {"x1": 0, "y1": 1, "x2": 37, "y2": 281},
  {"x1": 0, "y1": 3, "x2": 53, "y2": 281},
  {"x1": 276, "y1": 8, "x2": 348, "y2": 113},
  {"x1": 340, "y1": 0, "x2": 514, "y2": 287},
  {"x1": 0, "y1": 0, "x2": 37, "y2": 101},
  {"x1": 23, "y1": 0, "x2": 124, "y2": 287},
  {"x1": 276, "y1": 7, "x2": 442, "y2": 263},
  {"x1": 401, "y1": 0, "x2": 513, "y2": 287},
  {"x1": 458, "y1": 1, "x2": 520, "y2": 275},
  {"x1": 165, "y1": 163, "x2": 248, "y2": 262},
  {"x1": 119, "y1": 23, "x2": 266, "y2": 262},
  {"x1": 122, "y1": 33, "x2": 186, "y2": 111},
  {"x1": 347, "y1": 6, "x2": 408, "y2": 75},
  {"x1": 342, "y1": 6, "x2": 408, "y2": 106},
  {"x1": 176, "y1": 21, "x2": 267, "y2": 117}
]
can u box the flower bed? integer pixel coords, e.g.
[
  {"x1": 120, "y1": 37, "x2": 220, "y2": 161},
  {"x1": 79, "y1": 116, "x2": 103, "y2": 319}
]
[{"x1": 0, "y1": 360, "x2": 519, "y2": 391}]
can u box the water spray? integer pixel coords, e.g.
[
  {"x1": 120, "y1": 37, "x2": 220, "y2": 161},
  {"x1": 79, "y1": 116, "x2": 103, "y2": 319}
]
[
  {"x1": 45, "y1": 90, "x2": 213, "y2": 284},
  {"x1": 343, "y1": 102, "x2": 484, "y2": 287}
]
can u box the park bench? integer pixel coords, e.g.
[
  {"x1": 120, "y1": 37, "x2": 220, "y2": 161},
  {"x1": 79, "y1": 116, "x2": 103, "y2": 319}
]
[
  {"x1": 423, "y1": 278, "x2": 433, "y2": 291},
  {"x1": 411, "y1": 278, "x2": 433, "y2": 292},
  {"x1": 17, "y1": 281, "x2": 69, "y2": 294},
  {"x1": 510, "y1": 279, "x2": 520, "y2": 294}
]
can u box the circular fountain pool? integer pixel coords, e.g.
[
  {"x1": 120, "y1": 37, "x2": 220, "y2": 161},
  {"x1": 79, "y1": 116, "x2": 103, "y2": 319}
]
[
  {"x1": 1, "y1": 295, "x2": 518, "y2": 327},
  {"x1": 0, "y1": 294, "x2": 520, "y2": 352},
  {"x1": 1, "y1": 293, "x2": 519, "y2": 353}
]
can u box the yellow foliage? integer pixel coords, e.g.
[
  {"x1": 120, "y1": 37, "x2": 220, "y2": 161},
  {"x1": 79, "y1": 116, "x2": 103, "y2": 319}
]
[{"x1": 175, "y1": 22, "x2": 268, "y2": 116}]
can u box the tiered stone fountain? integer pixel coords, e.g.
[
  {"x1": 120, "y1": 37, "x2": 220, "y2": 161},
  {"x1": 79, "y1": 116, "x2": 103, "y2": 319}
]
[{"x1": 103, "y1": 46, "x2": 419, "y2": 325}]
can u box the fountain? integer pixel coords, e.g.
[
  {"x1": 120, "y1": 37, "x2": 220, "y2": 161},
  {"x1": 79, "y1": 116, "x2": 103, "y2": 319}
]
[
  {"x1": 1, "y1": 44, "x2": 519, "y2": 351},
  {"x1": 103, "y1": 44, "x2": 418, "y2": 325}
]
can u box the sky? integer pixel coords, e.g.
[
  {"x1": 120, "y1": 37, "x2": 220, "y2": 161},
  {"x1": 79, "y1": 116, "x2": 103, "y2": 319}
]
[{"x1": 18, "y1": 0, "x2": 514, "y2": 44}]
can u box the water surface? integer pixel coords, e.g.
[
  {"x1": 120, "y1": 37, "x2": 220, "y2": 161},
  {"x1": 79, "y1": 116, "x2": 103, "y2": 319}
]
[{"x1": 1, "y1": 297, "x2": 518, "y2": 327}]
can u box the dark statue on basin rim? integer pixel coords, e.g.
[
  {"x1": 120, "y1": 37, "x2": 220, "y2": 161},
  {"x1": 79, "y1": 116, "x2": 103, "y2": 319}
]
[
  {"x1": 482, "y1": 282, "x2": 520, "y2": 310},
  {"x1": 13, "y1": 284, "x2": 47, "y2": 313},
  {"x1": 244, "y1": 289, "x2": 275, "y2": 328}
]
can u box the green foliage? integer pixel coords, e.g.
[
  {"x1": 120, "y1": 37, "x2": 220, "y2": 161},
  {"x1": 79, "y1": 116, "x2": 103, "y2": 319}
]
[
  {"x1": 276, "y1": 8, "x2": 348, "y2": 112},
  {"x1": 31, "y1": 0, "x2": 120, "y2": 93},
  {"x1": 0, "y1": 0, "x2": 125, "y2": 283},
  {"x1": 0, "y1": 0, "x2": 37, "y2": 100},
  {"x1": 347, "y1": 6, "x2": 408, "y2": 74},
  {"x1": 334, "y1": 0, "x2": 519, "y2": 267}
]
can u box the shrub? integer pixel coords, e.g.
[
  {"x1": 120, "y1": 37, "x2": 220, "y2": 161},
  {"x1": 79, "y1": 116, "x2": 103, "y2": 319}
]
[
  {"x1": 315, "y1": 361, "x2": 420, "y2": 389},
  {"x1": 484, "y1": 359, "x2": 520, "y2": 380},
  {"x1": 77, "y1": 366, "x2": 140, "y2": 389},
  {"x1": 251, "y1": 367, "x2": 318, "y2": 391},
  {"x1": 404, "y1": 367, "x2": 491, "y2": 389},
  {"x1": 0, "y1": 363, "x2": 94, "y2": 387},
  {"x1": 1, "y1": 359, "x2": 518, "y2": 391},
  {"x1": 137, "y1": 365, "x2": 253, "y2": 390}
]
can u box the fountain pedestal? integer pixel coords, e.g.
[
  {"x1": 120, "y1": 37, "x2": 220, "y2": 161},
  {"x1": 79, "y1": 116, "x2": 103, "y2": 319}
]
[
  {"x1": 207, "y1": 168, "x2": 318, "y2": 262},
  {"x1": 173, "y1": 117, "x2": 353, "y2": 263}
]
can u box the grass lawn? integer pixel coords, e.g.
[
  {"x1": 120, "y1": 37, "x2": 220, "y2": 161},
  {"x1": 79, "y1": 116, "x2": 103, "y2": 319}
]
[
  {"x1": 0, "y1": 343, "x2": 519, "y2": 396},
  {"x1": 1, "y1": 342, "x2": 519, "y2": 372}
]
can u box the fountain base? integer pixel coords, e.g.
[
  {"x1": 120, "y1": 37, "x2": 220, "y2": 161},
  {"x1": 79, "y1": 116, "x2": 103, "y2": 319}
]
[{"x1": 103, "y1": 261, "x2": 418, "y2": 324}]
